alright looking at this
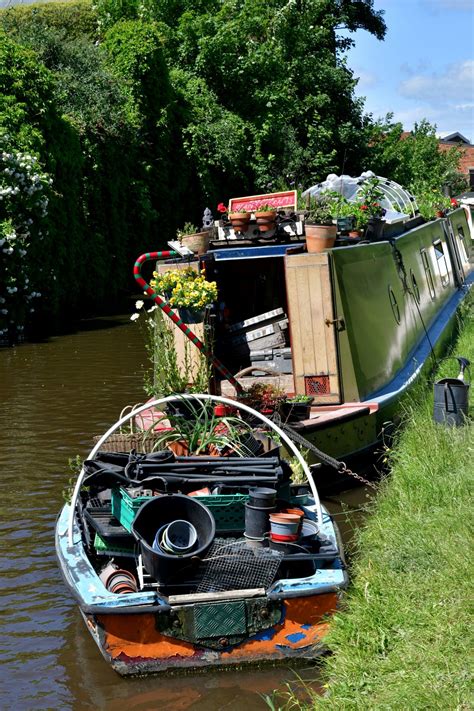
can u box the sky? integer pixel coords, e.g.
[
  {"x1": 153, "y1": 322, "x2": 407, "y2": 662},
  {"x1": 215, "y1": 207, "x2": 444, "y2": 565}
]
[{"x1": 341, "y1": 0, "x2": 474, "y2": 142}]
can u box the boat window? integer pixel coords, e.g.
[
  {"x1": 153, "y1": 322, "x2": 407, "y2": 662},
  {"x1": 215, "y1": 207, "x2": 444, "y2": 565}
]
[
  {"x1": 432, "y1": 240, "x2": 450, "y2": 287},
  {"x1": 388, "y1": 286, "x2": 401, "y2": 324},
  {"x1": 410, "y1": 270, "x2": 420, "y2": 303},
  {"x1": 420, "y1": 249, "x2": 436, "y2": 300},
  {"x1": 457, "y1": 226, "x2": 469, "y2": 261}
]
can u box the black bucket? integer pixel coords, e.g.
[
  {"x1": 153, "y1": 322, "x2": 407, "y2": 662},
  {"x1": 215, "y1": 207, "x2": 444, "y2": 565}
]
[
  {"x1": 433, "y1": 378, "x2": 470, "y2": 427},
  {"x1": 131, "y1": 494, "x2": 215, "y2": 585},
  {"x1": 244, "y1": 502, "x2": 275, "y2": 538}
]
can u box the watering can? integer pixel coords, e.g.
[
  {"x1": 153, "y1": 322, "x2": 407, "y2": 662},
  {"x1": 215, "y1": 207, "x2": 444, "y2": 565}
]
[{"x1": 433, "y1": 357, "x2": 470, "y2": 427}]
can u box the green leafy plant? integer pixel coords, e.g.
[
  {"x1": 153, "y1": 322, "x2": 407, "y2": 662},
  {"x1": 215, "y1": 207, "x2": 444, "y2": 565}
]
[
  {"x1": 177, "y1": 222, "x2": 199, "y2": 238},
  {"x1": 357, "y1": 177, "x2": 386, "y2": 218},
  {"x1": 131, "y1": 301, "x2": 212, "y2": 396},
  {"x1": 287, "y1": 394, "x2": 313, "y2": 403},
  {"x1": 229, "y1": 207, "x2": 251, "y2": 214},
  {"x1": 305, "y1": 190, "x2": 339, "y2": 225},
  {"x1": 150, "y1": 399, "x2": 261, "y2": 456},
  {"x1": 254, "y1": 204, "x2": 277, "y2": 213}
]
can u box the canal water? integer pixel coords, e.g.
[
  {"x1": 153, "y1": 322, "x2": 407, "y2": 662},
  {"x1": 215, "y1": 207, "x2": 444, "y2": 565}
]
[{"x1": 0, "y1": 317, "x2": 369, "y2": 710}]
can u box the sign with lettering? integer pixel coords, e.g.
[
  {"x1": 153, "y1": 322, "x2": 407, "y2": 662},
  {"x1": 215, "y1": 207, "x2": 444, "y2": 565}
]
[{"x1": 229, "y1": 190, "x2": 297, "y2": 213}]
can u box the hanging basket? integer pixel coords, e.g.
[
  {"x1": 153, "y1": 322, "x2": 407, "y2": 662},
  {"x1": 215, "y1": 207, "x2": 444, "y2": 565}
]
[{"x1": 178, "y1": 306, "x2": 205, "y2": 324}]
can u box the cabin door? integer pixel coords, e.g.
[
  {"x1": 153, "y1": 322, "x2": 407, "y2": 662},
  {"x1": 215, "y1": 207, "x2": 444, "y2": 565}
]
[
  {"x1": 284, "y1": 252, "x2": 341, "y2": 404},
  {"x1": 443, "y1": 221, "x2": 465, "y2": 286}
]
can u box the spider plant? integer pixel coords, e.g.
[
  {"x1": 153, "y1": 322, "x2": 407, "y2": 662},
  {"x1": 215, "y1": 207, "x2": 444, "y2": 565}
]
[{"x1": 150, "y1": 397, "x2": 263, "y2": 457}]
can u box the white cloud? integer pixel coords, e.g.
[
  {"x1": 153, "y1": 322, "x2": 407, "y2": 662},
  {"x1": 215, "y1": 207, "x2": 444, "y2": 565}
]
[
  {"x1": 399, "y1": 60, "x2": 474, "y2": 104},
  {"x1": 354, "y1": 70, "x2": 378, "y2": 90},
  {"x1": 421, "y1": 0, "x2": 473, "y2": 12}
]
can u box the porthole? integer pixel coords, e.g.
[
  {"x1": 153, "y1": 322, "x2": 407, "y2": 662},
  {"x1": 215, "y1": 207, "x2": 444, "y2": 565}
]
[
  {"x1": 410, "y1": 270, "x2": 420, "y2": 303},
  {"x1": 388, "y1": 285, "x2": 401, "y2": 324}
]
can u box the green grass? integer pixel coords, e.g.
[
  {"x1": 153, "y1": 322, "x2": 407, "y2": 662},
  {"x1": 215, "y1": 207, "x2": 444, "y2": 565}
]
[{"x1": 279, "y1": 299, "x2": 474, "y2": 710}]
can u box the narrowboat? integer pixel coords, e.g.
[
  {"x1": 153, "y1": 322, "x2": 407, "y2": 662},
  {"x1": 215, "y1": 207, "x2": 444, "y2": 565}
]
[
  {"x1": 134, "y1": 176, "x2": 473, "y2": 489},
  {"x1": 56, "y1": 395, "x2": 347, "y2": 675}
]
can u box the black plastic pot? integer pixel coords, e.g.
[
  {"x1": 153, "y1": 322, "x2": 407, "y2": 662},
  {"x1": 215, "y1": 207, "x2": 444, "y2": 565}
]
[
  {"x1": 248, "y1": 487, "x2": 277, "y2": 507},
  {"x1": 365, "y1": 216, "x2": 385, "y2": 242},
  {"x1": 280, "y1": 400, "x2": 312, "y2": 423},
  {"x1": 244, "y1": 502, "x2": 275, "y2": 538},
  {"x1": 132, "y1": 494, "x2": 215, "y2": 585}
]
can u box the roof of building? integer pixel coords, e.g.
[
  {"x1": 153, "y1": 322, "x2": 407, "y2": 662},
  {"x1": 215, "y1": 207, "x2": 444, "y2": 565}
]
[{"x1": 437, "y1": 131, "x2": 471, "y2": 145}]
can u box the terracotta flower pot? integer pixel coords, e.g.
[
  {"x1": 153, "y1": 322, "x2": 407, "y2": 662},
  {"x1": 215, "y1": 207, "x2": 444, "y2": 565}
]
[
  {"x1": 229, "y1": 212, "x2": 251, "y2": 233},
  {"x1": 305, "y1": 224, "x2": 337, "y2": 252},
  {"x1": 255, "y1": 210, "x2": 277, "y2": 232},
  {"x1": 181, "y1": 231, "x2": 211, "y2": 256}
]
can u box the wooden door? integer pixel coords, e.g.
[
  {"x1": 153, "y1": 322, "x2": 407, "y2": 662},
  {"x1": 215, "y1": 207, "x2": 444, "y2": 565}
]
[{"x1": 284, "y1": 252, "x2": 340, "y2": 403}]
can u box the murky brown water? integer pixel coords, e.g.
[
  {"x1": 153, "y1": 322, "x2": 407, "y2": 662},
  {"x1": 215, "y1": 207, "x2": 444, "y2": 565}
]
[{"x1": 0, "y1": 316, "x2": 369, "y2": 709}]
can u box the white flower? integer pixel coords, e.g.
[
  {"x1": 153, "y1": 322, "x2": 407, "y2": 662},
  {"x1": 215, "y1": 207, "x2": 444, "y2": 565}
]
[
  {"x1": 135, "y1": 300, "x2": 144, "y2": 310},
  {"x1": 148, "y1": 304, "x2": 158, "y2": 312},
  {"x1": 130, "y1": 313, "x2": 140, "y2": 321}
]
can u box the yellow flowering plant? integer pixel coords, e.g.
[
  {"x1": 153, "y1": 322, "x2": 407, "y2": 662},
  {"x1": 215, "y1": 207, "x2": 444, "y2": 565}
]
[{"x1": 150, "y1": 268, "x2": 217, "y2": 310}]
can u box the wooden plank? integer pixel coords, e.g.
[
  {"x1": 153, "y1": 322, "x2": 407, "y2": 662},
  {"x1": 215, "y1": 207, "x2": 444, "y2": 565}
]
[
  {"x1": 155, "y1": 261, "x2": 205, "y2": 384},
  {"x1": 168, "y1": 588, "x2": 266, "y2": 605}
]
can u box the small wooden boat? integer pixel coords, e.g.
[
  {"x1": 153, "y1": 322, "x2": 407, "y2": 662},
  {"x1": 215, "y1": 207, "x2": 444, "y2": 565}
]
[{"x1": 56, "y1": 394, "x2": 347, "y2": 676}]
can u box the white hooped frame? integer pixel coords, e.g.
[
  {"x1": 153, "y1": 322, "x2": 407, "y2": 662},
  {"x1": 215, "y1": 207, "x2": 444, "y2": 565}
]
[{"x1": 67, "y1": 393, "x2": 322, "y2": 546}]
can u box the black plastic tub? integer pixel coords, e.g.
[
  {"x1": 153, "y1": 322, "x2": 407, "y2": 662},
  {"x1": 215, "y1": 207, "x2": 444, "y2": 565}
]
[{"x1": 132, "y1": 494, "x2": 215, "y2": 585}]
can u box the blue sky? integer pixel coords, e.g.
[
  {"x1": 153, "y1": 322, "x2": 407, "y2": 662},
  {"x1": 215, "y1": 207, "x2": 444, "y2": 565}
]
[{"x1": 341, "y1": 0, "x2": 474, "y2": 142}]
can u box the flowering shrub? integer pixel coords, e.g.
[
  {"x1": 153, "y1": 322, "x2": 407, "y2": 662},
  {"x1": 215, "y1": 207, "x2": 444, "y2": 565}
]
[
  {"x1": 357, "y1": 177, "x2": 386, "y2": 218},
  {"x1": 0, "y1": 135, "x2": 52, "y2": 343},
  {"x1": 239, "y1": 382, "x2": 286, "y2": 413},
  {"x1": 151, "y1": 268, "x2": 217, "y2": 310}
]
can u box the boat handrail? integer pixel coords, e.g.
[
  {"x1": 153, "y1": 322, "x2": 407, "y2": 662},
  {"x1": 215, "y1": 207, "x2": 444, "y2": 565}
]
[{"x1": 67, "y1": 394, "x2": 323, "y2": 546}]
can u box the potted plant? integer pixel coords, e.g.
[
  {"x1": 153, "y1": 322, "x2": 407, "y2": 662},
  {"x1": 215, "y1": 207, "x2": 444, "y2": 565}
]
[
  {"x1": 151, "y1": 268, "x2": 218, "y2": 323},
  {"x1": 357, "y1": 177, "x2": 386, "y2": 241},
  {"x1": 228, "y1": 207, "x2": 251, "y2": 233},
  {"x1": 280, "y1": 394, "x2": 313, "y2": 423},
  {"x1": 347, "y1": 203, "x2": 370, "y2": 238},
  {"x1": 150, "y1": 401, "x2": 261, "y2": 457},
  {"x1": 238, "y1": 382, "x2": 286, "y2": 421},
  {"x1": 177, "y1": 222, "x2": 211, "y2": 256},
  {"x1": 304, "y1": 190, "x2": 338, "y2": 252},
  {"x1": 333, "y1": 196, "x2": 355, "y2": 233},
  {"x1": 254, "y1": 203, "x2": 277, "y2": 232}
]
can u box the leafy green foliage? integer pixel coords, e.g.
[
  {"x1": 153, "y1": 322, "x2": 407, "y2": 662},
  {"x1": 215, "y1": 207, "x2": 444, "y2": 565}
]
[
  {"x1": 0, "y1": 1, "x2": 97, "y2": 40},
  {"x1": 366, "y1": 116, "x2": 467, "y2": 193}
]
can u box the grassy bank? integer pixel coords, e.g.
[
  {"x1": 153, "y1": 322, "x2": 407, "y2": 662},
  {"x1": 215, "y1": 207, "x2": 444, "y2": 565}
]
[{"x1": 286, "y1": 301, "x2": 473, "y2": 709}]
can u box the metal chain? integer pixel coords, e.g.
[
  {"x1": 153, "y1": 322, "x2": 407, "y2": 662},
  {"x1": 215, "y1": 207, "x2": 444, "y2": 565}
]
[{"x1": 275, "y1": 417, "x2": 378, "y2": 490}]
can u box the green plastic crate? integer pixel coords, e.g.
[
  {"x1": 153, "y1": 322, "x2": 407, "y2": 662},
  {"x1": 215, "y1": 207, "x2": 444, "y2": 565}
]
[
  {"x1": 194, "y1": 493, "x2": 249, "y2": 533},
  {"x1": 111, "y1": 487, "x2": 152, "y2": 532},
  {"x1": 93, "y1": 533, "x2": 135, "y2": 557}
]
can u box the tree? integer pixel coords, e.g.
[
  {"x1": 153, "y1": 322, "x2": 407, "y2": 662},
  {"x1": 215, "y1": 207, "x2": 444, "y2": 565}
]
[{"x1": 366, "y1": 116, "x2": 466, "y2": 193}]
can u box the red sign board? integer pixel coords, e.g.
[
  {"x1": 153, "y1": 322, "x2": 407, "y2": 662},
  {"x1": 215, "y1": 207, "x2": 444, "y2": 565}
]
[{"x1": 229, "y1": 190, "x2": 297, "y2": 213}]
